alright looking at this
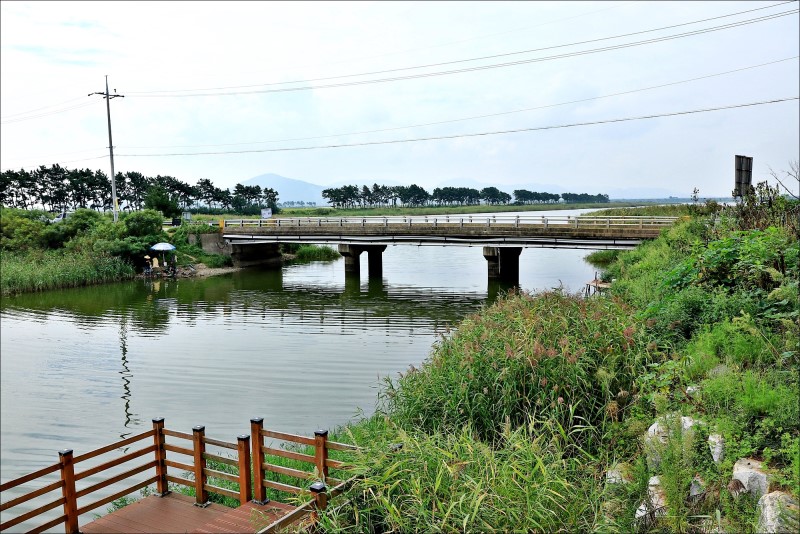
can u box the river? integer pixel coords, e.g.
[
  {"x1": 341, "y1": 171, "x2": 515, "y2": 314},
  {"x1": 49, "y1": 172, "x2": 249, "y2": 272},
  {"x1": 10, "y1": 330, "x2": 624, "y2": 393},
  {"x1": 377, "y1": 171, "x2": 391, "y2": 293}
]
[{"x1": 0, "y1": 209, "x2": 601, "y2": 526}]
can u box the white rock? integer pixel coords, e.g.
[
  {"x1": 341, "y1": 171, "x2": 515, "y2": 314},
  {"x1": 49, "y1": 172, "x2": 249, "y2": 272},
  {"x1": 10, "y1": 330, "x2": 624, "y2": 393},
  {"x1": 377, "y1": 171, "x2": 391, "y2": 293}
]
[
  {"x1": 690, "y1": 476, "x2": 706, "y2": 499},
  {"x1": 686, "y1": 385, "x2": 700, "y2": 395},
  {"x1": 635, "y1": 476, "x2": 667, "y2": 523},
  {"x1": 605, "y1": 464, "x2": 631, "y2": 485},
  {"x1": 757, "y1": 491, "x2": 799, "y2": 534},
  {"x1": 708, "y1": 434, "x2": 724, "y2": 464},
  {"x1": 644, "y1": 415, "x2": 700, "y2": 468},
  {"x1": 732, "y1": 458, "x2": 769, "y2": 499}
]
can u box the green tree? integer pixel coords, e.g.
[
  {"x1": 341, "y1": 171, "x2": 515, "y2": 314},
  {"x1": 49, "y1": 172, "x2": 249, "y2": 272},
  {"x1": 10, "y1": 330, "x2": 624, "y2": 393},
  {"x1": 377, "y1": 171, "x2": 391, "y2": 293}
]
[
  {"x1": 144, "y1": 185, "x2": 180, "y2": 218},
  {"x1": 123, "y1": 209, "x2": 164, "y2": 237}
]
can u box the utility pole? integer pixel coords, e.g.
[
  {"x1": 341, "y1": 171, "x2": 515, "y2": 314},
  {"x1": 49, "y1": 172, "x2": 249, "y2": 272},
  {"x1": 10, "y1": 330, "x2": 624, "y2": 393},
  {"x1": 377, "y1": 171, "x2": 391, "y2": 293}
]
[{"x1": 89, "y1": 76, "x2": 124, "y2": 222}]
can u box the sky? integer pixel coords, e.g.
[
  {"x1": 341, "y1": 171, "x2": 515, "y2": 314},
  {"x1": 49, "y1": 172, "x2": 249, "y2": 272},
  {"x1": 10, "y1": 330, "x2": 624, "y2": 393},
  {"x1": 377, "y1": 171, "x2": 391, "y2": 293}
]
[{"x1": 1, "y1": 1, "x2": 798, "y2": 198}]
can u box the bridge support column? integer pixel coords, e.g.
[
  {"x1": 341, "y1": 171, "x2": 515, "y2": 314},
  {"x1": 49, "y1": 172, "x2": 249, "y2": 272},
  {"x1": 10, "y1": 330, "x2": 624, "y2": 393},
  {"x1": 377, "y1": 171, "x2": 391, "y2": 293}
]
[
  {"x1": 338, "y1": 244, "x2": 386, "y2": 279},
  {"x1": 366, "y1": 245, "x2": 387, "y2": 279},
  {"x1": 338, "y1": 244, "x2": 362, "y2": 276},
  {"x1": 483, "y1": 246, "x2": 521, "y2": 286}
]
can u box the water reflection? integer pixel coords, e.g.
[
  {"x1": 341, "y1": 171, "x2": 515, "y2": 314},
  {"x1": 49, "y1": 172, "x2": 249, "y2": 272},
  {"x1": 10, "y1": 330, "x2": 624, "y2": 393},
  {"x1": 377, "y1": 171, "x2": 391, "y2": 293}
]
[
  {"x1": 118, "y1": 317, "x2": 139, "y2": 438},
  {"x1": 1, "y1": 242, "x2": 596, "y2": 483}
]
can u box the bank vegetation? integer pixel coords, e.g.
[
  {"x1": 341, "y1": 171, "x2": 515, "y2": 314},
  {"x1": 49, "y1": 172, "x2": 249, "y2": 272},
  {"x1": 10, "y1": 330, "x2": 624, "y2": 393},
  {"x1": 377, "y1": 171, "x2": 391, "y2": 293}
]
[{"x1": 314, "y1": 180, "x2": 799, "y2": 532}]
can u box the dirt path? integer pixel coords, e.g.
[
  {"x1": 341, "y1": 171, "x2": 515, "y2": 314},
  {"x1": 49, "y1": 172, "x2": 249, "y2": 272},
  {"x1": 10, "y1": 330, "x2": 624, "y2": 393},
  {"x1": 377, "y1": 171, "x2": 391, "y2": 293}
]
[{"x1": 190, "y1": 264, "x2": 242, "y2": 278}]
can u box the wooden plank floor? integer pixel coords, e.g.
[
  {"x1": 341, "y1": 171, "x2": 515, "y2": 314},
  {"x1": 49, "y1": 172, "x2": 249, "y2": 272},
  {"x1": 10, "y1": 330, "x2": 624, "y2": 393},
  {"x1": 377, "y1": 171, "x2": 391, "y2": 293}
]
[{"x1": 81, "y1": 493, "x2": 296, "y2": 533}]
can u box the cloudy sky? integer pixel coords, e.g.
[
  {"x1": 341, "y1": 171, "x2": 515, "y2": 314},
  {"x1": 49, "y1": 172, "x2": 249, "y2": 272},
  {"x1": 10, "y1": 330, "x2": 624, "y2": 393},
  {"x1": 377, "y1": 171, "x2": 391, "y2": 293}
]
[{"x1": 1, "y1": 1, "x2": 798, "y2": 197}]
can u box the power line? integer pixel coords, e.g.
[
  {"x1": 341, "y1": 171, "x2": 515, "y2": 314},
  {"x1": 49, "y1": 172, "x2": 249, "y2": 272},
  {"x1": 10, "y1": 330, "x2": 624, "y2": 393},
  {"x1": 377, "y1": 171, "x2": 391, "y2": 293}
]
[
  {"x1": 0, "y1": 96, "x2": 89, "y2": 120},
  {"x1": 312, "y1": 2, "x2": 630, "y2": 69},
  {"x1": 0, "y1": 100, "x2": 101, "y2": 125},
  {"x1": 0, "y1": 154, "x2": 107, "y2": 171},
  {"x1": 120, "y1": 56, "x2": 798, "y2": 150},
  {"x1": 126, "y1": 1, "x2": 796, "y2": 96},
  {"x1": 115, "y1": 97, "x2": 799, "y2": 157},
  {"x1": 125, "y1": 9, "x2": 798, "y2": 98}
]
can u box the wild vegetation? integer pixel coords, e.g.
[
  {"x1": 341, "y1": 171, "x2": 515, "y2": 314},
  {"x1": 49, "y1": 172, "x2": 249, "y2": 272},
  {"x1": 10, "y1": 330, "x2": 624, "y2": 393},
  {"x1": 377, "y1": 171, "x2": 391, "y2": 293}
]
[
  {"x1": 0, "y1": 207, "x2": 233, "y2": 295},
  {"x1": 315, "y1": 179, "x2": 799, "y2": 532}
]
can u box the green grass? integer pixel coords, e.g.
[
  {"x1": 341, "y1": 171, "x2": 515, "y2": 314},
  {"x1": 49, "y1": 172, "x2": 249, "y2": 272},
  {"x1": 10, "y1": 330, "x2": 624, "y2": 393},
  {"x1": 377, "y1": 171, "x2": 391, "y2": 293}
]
[
  {"x1": 318, "y1": 197, "x2": 799, "y2": 532},
  {"x1": 0, "y1": 249, "x2": 136, "y2": 296},
  {"x1": 588, "y1": 204, "x2": 693, "y2": 217},
  {"x1": 293, "y1": 244, "x2": 339, "y2": 262},
  {"x1": 584, "y1": 249, "x2": 620, "y2": 267}
]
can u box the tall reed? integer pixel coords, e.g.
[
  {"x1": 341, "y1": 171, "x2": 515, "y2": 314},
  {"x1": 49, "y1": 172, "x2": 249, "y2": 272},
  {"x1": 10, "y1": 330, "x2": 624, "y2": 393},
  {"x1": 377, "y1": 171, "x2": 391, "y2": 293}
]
[{"x1": 1, "y1": 250, "x2": 135, "y2": 296}]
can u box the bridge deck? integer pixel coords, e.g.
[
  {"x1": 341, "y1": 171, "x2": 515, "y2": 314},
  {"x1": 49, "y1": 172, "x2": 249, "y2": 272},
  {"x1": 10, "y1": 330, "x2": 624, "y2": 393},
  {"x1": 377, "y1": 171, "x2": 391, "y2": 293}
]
[
  {"x1": 221, "y1": 215, "x2": 677, "y2": 249},
  {"x1": 80, "y1": 492, "x2": 295, "y2": 533}
]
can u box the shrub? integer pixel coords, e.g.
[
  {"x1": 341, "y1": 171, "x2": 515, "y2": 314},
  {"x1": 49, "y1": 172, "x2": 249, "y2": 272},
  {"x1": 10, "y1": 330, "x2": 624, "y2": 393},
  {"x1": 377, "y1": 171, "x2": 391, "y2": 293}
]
[
  {"x1": 381, "y1": 290, "x2": 655, "y2": 445},
  {"x1": 322, "y1": 418, "x2": 600, "y2": 532},
  {"x1": 0, "y1": 212, "x2": 47, "y2": 250},
  {"x1": 122, "y1": 209, "x2": 164, "y2": 237},
  {"x1": 294, "y1": 245, "x2": 339, "y2": 262}
]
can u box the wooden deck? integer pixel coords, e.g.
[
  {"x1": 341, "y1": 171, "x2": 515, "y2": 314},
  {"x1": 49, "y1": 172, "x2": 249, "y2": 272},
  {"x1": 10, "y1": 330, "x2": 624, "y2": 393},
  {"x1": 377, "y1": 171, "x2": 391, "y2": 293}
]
[
  {"x1": 1, "y1": 419, "x2": 358, "y2": 534},
  {"x1": 81, "y1": 492, "x2": 295, "y2": 533}
]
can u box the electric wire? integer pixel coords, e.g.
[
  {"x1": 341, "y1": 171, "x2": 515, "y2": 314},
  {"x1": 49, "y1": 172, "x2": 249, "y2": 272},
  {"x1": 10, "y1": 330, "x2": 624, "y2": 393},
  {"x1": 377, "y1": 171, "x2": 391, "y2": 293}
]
[
  {"x1": 125, "y1": 10, "x2": 798, "y2": 98},
  {"x1": 120, "y1": 56, "x2": 799, "y2": 150},
  {"x1": 0, "y1": 96, "x2": 89, "y2": 120},
  {"x1": 0, "y1": 100, "x2": 101, "y2": 125},
  {"x1": 114, "y1": 97, "x2": 799, "y2": 157},
  {"x1": 126, "y1": 1, "x2": 797, "y2": 95},
  {"x1": 0, "y1": 154, "x2": 108, "y2": 171}
]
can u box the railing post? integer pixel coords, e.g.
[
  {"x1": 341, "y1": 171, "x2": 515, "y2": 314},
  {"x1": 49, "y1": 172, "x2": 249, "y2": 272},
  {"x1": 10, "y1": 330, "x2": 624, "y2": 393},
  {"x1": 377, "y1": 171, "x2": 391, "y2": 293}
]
[
  {"x1": 314, "y1": 429, "x2": 329, "y2": 480},
  {"x1": 309, "y1": 481, "x2": 328, "y2": 526},
  {"x1": 152, "y1": 418, "x2": 169, "y2": 496},
  {"x1": 250, "y1": 417, "x2": 267, "y2": 504},
  {"x1": 193, "y1": 426, "x2": 209, "y2": 506},
  {"x1": 59, "y1": 449, "x2": 79, "y2": 534},
  {"x1": 237, "y1": 434, "x2": 252, "y2": 505}
]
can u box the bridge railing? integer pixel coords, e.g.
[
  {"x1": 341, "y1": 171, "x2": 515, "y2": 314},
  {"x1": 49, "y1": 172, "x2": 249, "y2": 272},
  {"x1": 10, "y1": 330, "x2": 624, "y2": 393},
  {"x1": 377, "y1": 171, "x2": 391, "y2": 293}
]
[{"x1": 222, "y1": 215, "x2": 678, "y2": 229}]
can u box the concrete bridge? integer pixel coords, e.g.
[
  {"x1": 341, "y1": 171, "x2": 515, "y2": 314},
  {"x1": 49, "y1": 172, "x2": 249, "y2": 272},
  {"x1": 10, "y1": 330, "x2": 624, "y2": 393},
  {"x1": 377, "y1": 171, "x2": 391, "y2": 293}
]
[{"x1": 216, "y1": 215, "x2": 678, "y2": 285}]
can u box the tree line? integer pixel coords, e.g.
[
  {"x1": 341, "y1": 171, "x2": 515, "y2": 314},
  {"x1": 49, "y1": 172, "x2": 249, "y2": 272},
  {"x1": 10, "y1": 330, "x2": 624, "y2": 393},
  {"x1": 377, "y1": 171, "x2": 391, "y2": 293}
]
[
  {"x1": 0, "y1": 164, "x2": 279, "y2": 217},
  {"x1": 322, "y1": 183, "x2": 609, "y2": 208},
  {"x1": 1, "y1": 164, "x2": 610, "y2": 215}
]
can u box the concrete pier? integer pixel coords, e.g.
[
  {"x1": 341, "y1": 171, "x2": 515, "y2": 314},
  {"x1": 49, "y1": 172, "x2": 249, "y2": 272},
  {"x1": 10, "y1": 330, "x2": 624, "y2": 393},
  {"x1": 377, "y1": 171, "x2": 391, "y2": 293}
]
[
  {"x1": 338, "y1": 244, "x2": 387, "y2": 278},
  {"x1": 231, "y1": 242, "x2": 281, "y2": 268},
  {"x1": 483, "y1": 246, "x2": 522, "y2": 285}
]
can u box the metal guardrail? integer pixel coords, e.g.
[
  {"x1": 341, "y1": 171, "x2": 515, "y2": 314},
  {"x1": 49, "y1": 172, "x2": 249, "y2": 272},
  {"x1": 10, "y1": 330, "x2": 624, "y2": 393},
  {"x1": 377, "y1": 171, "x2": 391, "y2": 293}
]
[{"x1": 221, "y1": 215, "x2": 679, "y2": 230}]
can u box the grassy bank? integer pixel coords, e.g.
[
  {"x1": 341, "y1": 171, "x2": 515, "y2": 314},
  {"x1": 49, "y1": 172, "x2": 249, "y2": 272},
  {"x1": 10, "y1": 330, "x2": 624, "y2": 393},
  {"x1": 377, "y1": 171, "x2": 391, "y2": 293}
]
[
  {"x1": 1, "y1": 249, "x2": 135, "y2": 296},
  {"x1": 0, "y1": 208, "x2": 233, "y2": 294},
  {"x1": 318, "y1": 194, "x2": 799, "y2": 532},
  {"x1": 292, "y1": 244, "x2": 339, "y2": 261}
]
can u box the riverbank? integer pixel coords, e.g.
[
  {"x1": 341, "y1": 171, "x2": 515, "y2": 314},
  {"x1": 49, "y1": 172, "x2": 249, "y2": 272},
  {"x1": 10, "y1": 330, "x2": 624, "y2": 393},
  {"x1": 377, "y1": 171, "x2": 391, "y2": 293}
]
[{"x1": 316, "y1": 197, "x2": 799, "y2": 532}]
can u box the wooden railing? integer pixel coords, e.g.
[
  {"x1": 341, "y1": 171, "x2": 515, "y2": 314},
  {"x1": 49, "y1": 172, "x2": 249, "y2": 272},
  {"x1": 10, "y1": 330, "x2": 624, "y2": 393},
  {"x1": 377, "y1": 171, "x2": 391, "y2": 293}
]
[
  {"x1": 222, "y1": 215, "x2": 678, "y2": 230},
  {"x1": 250, "y1": 418, "x2": 358, "y2": 503},
  {"x1": 0, "y1": 427, "x2": 158, "y2": 533},
  {"x1": 0, "y1": 417, "x2": 359, "y2": 534}
]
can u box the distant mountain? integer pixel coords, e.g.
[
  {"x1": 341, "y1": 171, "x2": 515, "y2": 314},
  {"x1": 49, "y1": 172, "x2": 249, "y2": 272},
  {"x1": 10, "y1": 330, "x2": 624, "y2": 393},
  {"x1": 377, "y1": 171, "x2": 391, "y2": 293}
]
[{"x1": 242, "y1": 173, "x2": 326, "y2": 205}]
